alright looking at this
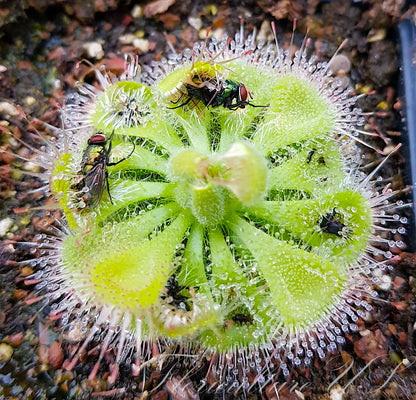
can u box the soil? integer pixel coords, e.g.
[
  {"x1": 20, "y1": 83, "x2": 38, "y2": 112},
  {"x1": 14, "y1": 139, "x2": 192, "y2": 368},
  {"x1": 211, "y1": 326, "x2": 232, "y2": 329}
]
[{"x1": 0, "y1": 0, "x2": 416, "y2": 399}]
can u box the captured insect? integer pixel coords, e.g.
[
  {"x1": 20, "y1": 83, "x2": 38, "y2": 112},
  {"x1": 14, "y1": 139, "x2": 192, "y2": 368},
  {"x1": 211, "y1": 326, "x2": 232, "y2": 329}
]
[
  {"x1": 319, "y1": 208, "x2": 346, "y2": 237},
  {"x1": 73, "y1": 130, "x2": 135, "y2": 208},
  {"x1": 306, "y1": 148, "x2": 326, "y2": 165},
  {"x1": 231, "y1": 313, "x2": 254, "y2": 326},
  {"x1": 158, "y1": 30, "x2": 267, "y2": 113},
  {"x1": 161, "y1": 275, "x2": 190, "y2": 312},
  {"x1": 306, "y1": 148, "x2": 317, "y2": 163},
  {"x1": 171, "y1": 78, "x2": 268, "y2": 111}
]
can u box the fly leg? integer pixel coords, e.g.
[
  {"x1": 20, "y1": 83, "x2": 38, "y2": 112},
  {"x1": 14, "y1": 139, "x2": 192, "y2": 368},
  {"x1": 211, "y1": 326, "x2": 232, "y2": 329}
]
[{"x1": 105, "y1": 171, "x2": 114, "y2": 205}]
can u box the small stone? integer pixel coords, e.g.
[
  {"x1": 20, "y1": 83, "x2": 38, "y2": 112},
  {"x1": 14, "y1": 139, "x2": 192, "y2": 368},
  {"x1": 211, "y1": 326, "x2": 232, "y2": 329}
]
[
  {"x1": 64, "y1": 322, "x2": 86, "y2": 342},
  {"x1": 373, "y1": 269, "x2": 392, "y2": 291},
  {"x1": 159, "y1": 13, "x2": 180, "y2": 29},
  {"x1": 387, "y1": 323, "x2": 397, "y2": 335},
  {"x1": 333, "y1": 75, "x2": 350, "y2": 90},
  {"x1": 398, "y1": 331, "x2": 407, "y2": 346},
  {"x1": 133, "y1": 38, "x2": 149, "y2": 53},
  {"x1": 257, "y1": 19, "x2": 272, "y2": 42},
  {"x1": 188, "y1": 16, "x2": 202, "y2": 31},
  {"x1": 368, "y1": 28, "x2": 387, "y2": 43},
  {"x1": 6, "y1": 332, "x2": 24, "y2": 346},
  {"x1": 354, "y1": 329, "x2": 388, "y2": 363},
  {"x1": 131, "y1": 5, "x2": 142, "y2": 18},
  {"x1": 13, "y1": 289, "x2": 28, "y2": 300},
  {"x1": 0, "y1": 102, "x2": 19, "y2": 118},
  {"x1": 119, "y1": 33, "x2": 136, "y2": 45},
  {"x1": 383, "y1": 144, "x2": 396, "y2": 155},
  {"x1": 38, "y1": 345, "x2": 49, "y2": 364},
  {"x1": 143, "y1": 0, "x2": 175, "y2": 18},
  {"x1": 24, "y1": 96, "x2": 37, "y2": 106},
  {"x1": 329, "y1": 54, "x2": 351, "y2": 74},
  {"x1": 82, "y1": 42, "x2": 104, "y2": 60},
  {"x1": 198, "y1": 28, "x2": 213, "y2": 40},
  {"x1": 212, "y1": 28, "x2": 225, "y2": 41},
  {"x1": 48, "y1": 341, "x2": 64, "y2": 369},
  {"x1": 378, "y1": 274, "x2": 392, "y2": 291},
  {"x1": 392, "y1": 275, "x2": 406, "y2": 289},
  {"x1": 23, "y1": 161, "x2": 40, "y2": 173},
  {"x1": 0, "y1": 217, "x2": 14, "y2": 238},
  {"x1": 390, "y1": 351, "x2": 402, "y2": 364},
  {"x1": 329, "y1": 385, "x2": 345, "y2": 400},
  {"x1": 21, "y1": 266, "x2": 34, "y2": 277},
  {"x1": 0, "y1": 343, "x2": 13, "y2": 362}
]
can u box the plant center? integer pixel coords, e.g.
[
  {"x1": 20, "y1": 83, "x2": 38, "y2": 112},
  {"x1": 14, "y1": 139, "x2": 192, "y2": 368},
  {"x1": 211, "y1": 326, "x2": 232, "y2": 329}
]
[{"x1": 169, "y1": 141, "x2": 268, "y2": 226}]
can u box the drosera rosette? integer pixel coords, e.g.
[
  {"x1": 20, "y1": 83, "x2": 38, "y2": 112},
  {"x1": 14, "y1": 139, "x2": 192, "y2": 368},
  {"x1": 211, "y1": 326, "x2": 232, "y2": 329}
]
[{"x1": 17, "y1": 26, "x2": 408, "y2": 390}]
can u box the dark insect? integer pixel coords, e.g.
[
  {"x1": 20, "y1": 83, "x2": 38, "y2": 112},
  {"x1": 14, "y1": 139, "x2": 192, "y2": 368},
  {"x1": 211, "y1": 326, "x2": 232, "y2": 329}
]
[
  {"x1": 171, "y1": 79, "x2": 268, "y2": 111},
  {"x1": 162, "y1": 275, "x2": 190, "y2": 311},
  {"x1": 231, "y1": 313, "x2": 253, "y2": 325},
  {"x1": 319, "y1": 208, "x2": 346, "y2": 237},
  {"x1": 318, "y1": 156, "x2": 326, "y2": 165},
  {"x1": 306, "y1": 148, "x2": 317, "y2": 163},
  {"x1": 73, "y1": 131, "x2": 135, "y2": 208}
]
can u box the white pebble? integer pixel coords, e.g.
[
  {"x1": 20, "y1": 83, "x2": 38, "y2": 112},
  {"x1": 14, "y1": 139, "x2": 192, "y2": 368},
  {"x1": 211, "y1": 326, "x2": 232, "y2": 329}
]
[
  {"x1": 213, "y1": 28, "x2": 225, "y2": 41},
  {"x1": 82, "y1": 42, "x2": 104, "y2": 60},
  {"x1": 24, "y1": 96, "x2": 36, "y2": 106},
  {"x1": 257, "y1": 20, "x2": 272, "y2": 42},
  {"x1": 330, "y1": 384, "x2": 345, "y2": 400},
  {"x1": 374, "y1": 268, "x2": 392, "y2": 291},
  {"x1": 133, "y1": 38, "x2": 149, "y2": 53},
  {"x1": 329, "y1": 54, "x2": 351, "y2": 74},
  {"x1": 131, "y1": 5, "x2": 142, "y2": 18},
  {"x1": 188, "y1": 16, "x2": 202, "y2": 31},
  {"x1": 0, "y1": 101, "x2": 19, "y2": 117},
  {"x1": 0, "y1": 217, "x2": 14, "y2": 238},
  {"x1": 23, "y1": 161, "x2": 40, "y2": 173},
  {"x1": 119, "y1": 33, "x2": 136, "y2": 45}
]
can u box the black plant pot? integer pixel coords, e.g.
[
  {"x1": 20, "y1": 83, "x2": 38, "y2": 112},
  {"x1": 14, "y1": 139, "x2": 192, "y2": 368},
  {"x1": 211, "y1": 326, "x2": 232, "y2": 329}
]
[{"x1": 399, "y1": 19, "x2": 416, "y2": 249}]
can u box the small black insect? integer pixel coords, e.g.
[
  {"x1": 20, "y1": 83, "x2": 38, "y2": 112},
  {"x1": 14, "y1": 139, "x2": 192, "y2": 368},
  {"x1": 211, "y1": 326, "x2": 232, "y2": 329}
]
[
  {"x1": 171, "y1": 79, "x2": 268, "y2": 111},
  {"x1": 319, "y1": 208, "x2": 346, "y2": 237},
  {"x1": 162, "y1": 275, "x2": 190, "y2": 311},
  {"x1": 231, "y1": 313, "x2": 253, "y2": 325},
  {"x1": 73, "y1": 131, "x2": 135, "y2": 208},
  {"x1": 306, "y1": 148, "x2": 317, "y2": 163}
]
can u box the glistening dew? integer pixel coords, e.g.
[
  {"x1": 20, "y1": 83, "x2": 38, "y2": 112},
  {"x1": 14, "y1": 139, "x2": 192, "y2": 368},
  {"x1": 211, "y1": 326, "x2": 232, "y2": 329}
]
[{"x1": 17, "y1": 27, "x2": 406, "y2": 389}]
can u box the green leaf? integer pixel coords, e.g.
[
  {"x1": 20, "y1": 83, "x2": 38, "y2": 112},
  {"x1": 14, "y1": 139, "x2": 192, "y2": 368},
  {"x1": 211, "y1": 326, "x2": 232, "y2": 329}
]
[
  {"x1": 230, "y1": 216, "x2": 347, "y2": 329},
  {"x1": 62, "y1": 210, "x2": 192, "y2": 311},
  {"x1": 248, "y1": 190, "x2": 372, "y2": 263}
]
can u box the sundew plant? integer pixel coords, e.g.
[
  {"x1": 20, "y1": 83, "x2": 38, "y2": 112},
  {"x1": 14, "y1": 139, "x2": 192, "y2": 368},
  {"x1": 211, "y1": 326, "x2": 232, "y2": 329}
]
[{"x1": 24, "y1": 28, "x2": 403, "y2": 387}]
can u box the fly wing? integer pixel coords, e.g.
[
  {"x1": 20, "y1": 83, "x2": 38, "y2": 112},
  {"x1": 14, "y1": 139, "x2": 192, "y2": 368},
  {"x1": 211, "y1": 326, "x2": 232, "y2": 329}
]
[{"x1": 83, "y1": 161, "x2": 106, "y2": 208}]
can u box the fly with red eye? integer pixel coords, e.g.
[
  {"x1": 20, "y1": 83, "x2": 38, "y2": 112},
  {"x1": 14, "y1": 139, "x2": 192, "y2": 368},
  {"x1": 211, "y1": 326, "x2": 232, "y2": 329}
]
[
  {"x1": 170, "y1": 79, "x2": 268, "y2": 111},
  {"x1": 73, "y1": 130, "x2": 135, "y2": 209}
]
